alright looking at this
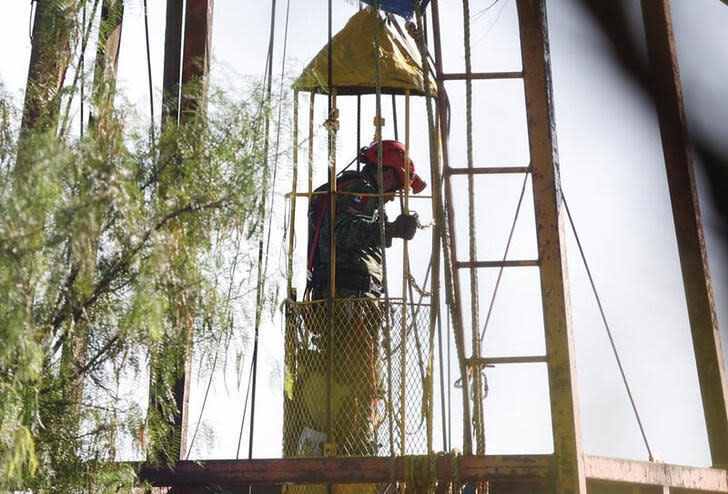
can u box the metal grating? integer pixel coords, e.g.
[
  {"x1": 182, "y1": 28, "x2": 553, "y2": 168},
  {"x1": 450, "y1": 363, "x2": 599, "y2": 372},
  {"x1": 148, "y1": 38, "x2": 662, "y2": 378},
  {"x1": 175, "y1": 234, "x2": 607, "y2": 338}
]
[{"x1": 282, "y1": 298, "x2": 432, "y2": 493}]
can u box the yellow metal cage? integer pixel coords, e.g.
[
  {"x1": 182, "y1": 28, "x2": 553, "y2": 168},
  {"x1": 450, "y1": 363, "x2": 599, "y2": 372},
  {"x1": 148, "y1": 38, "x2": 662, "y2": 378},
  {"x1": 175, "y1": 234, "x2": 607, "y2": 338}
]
[{"x1": 283, "y1": 298, "x2": 432, "y2": 493}]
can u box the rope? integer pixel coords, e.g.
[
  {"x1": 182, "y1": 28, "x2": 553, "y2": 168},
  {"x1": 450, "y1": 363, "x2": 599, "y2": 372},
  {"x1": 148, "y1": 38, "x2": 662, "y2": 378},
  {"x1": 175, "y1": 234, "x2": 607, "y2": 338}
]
[
  {"x1": 562, "y1": 193, "x2": 654, "y2": 462},
  {"x1": 143, "y1": 0, "x2": 156, "y2": 142},
  {"x1": 479, "y1": 171, "x2": 529, "y2": 343},
  {"x1": 462, "y1": 0, "x2": 486, "y2": 455},
  {"x1": 371, "y1": 0, "x2": 397, "y2": 457},
  {"x1": 413, "y1": 0, "x2": 473, "y2": 454}
]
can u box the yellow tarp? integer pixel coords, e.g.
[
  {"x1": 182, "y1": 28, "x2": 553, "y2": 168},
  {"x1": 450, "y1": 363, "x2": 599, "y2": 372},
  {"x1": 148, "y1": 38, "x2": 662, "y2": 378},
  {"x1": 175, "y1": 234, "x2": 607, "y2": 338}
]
[{"x1": 293, "y1": 8, "x2": 437, "y2": 96}]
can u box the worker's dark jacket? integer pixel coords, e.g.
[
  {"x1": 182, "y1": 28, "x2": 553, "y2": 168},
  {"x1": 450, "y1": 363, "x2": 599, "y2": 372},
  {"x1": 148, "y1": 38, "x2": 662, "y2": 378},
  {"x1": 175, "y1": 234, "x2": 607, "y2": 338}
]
[{"x1": 311, "y1": 170, "x2": 391, "y2": 297}]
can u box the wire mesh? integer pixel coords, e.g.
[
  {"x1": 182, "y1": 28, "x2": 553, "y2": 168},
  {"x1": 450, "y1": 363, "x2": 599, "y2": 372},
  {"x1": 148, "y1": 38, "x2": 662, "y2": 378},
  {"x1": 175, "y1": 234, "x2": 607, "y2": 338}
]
[{"x1": 282, "y1": 298, "x2": 432, "y2": 493}]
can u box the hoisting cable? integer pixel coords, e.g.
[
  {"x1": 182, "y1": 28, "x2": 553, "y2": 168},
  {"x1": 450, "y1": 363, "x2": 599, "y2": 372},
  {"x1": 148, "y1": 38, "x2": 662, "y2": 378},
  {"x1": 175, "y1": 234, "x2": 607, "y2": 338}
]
[
  {"x1": 236, "y1": 354, "x2": 257, "y2": 459},
  {"x1": 462, "y1": 0, "x2": 486, "y2": 455},
  {"x1": 185, "y1": 333, "x2": 219, "y2": 459},
  {"x1": 143, "y1": 0, "x2": 156, "y2": 142},
  {"x1": 58, "y1": 0, "x2": 101, "y2": 138},
  {"x1": 324, "y1": 0, "x2": 336, "y2": 468},
  {"x1": 246, "y1": 0, "x2": 278, "y2": 462},
  {"x1": 392, "y1": 94, "x2": 399, "y2": 141},
  {"x1": 188, "y1": 227, "x2": 247, "y2": 459},
  {"x1": 562, "y1": 192, "x2": 654, "y2": 462},
  {"x1": 28, "y1": 0, "x2": 37, "y2": 40},
  {"x1": 265, "y1": 0, "x2": 292, "y2": 279},
  {"x1": 79, "y1": 1, "x2": 85, "y2": 138},
  {"x1": 372, "y1": 0, "x2": 397, "y2": 458},
  {"x1": 479, "y1": 171, "x2": 530, "y2": 343},
  {"x1": 436, "y1": 305, "x2": 448, "y2": 449},
  {"x1": 413, "y1": 0, "x2": 473, "y2": 454}
]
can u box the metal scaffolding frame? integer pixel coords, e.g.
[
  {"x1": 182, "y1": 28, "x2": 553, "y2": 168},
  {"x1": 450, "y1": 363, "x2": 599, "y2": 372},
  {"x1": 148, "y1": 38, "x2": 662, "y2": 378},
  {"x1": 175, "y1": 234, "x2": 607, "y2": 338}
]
[{"x1": 131, "y1": 0, "x2": 727, "y2": 492}]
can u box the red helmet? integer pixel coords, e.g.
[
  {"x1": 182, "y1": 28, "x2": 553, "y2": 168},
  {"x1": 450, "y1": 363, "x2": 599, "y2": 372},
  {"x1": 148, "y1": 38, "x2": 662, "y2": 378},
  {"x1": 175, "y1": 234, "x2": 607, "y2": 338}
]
[{"x1": 358, "y1": 140, "x2": 427, "y2": 194}]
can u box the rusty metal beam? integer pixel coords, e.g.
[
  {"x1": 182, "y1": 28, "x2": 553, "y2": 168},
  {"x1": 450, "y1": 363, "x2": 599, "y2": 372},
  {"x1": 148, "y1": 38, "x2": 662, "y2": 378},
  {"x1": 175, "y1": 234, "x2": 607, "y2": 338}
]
[
  {"x1": 162, "y1": 0, "x2": 183, "y2": 125},
  {"x1": 136, "y1": 455, "x2": 728, "y2": 493},
  {"x1": 455, "y1": 260, "x2": 539, "y2": 268},
  {"x1": 445, "y1": 166, "x2": 531, "y2": 175},
  {"x1": 516, "y1": 0, "x2": 586, "y2": 493},
  {"x1": 439, "y1": 71, "x2": 523, "y2": 81},
  {"x1": 585, "y1": 456, "x2": 728, "y2": 492},
  {"x1": 641, "y1": 0, "x2": 728, "y2": 468},
  {"x1": 173, "y1": 0, "x2": 213, "y2": 463},
  {"x1": 180, "y1": 0, "x2": 214, "y2": 120},
  {"x1": 148, "y1": 0, "x2": 214, "y2": 468},
  {"x1": 138, "y1": 455, "x2": 554, "y2": 486}
]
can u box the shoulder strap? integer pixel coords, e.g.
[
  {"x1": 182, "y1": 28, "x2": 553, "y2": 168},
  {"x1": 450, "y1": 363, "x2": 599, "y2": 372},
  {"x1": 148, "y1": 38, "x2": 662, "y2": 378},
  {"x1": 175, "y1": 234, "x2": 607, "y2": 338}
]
[{"x1": 307, "y1": 176, "x2": 364, "y2": 274}]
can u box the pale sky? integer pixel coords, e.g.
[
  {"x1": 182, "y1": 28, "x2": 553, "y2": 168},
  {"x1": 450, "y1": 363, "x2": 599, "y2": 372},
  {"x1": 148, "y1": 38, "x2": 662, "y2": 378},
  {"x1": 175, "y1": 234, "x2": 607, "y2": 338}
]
[{"x1": 1, "y1": 0, "x2": 726, "y2": 468}]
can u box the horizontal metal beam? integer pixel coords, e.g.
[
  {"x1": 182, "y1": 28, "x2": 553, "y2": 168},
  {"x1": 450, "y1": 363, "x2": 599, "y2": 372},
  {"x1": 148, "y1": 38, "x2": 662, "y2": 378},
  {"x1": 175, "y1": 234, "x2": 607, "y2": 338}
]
[
  {"x1": 467, "y1": 355, "x2": 548, "y2": 365},
  {"x1": 137, "y1": 455, "x2": 553, "y2": 486},
  {"x1": 455, "y1": 260, "x2": 540, "y2": 269},
  {"x1": 135, "y1": 455, "x2": 728, "y2": 492},
  {"x1": 445, "y1": 166, "x2": 531, "y2": 175},
  {"x1": 439, "y1": 71, "x2": 523, "y2": 81},
  {"x1": 584, "y1": 456, "x2": 728, "y2": 492}
]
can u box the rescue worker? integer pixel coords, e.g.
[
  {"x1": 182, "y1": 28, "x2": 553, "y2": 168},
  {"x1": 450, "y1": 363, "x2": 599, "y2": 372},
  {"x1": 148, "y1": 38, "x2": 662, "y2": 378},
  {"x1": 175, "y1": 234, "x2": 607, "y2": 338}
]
[
  {"x1": 303, "y1": 139, "x2": 427, "y2": 463},
  {"x1": 308, "y1": 139, "x2": 427, "y2": 301}
]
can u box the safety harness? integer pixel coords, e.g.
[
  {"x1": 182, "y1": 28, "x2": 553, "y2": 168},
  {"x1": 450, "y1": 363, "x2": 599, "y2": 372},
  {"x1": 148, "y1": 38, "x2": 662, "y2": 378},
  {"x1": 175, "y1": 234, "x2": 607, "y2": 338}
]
[{"x1": 307, "y1": 171, "x2": 366, "y2": 289}]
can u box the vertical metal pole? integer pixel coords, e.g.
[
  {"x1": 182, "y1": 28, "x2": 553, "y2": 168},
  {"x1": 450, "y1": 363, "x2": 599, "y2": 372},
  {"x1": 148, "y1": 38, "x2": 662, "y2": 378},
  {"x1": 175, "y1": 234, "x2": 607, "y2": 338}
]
[
  {"x1": 288, "y1": 91, "x2": 299, "y2": 297},
  {"x1": 641, "y1": 0, "x2": 728, "y2": 468},
  {"x1": 401, "y1": 91, "x2": 411, "y2": 457},
  {"x1": 429, "y1": 0, "x2": 474, "y2": 456},
  {"x1": 177, "y1": 0, "x2": 214, "y2": 462},
  {"x1": 180, "y1": 0, "x2": 214, "y2": 121},
  {"x1": 516, "y1": 0, "x2": 586, "y2": 492},
  {"x1": 308, "y1": 93, "x2": 316, "y2": 195},
  {"x1": 149, "y1": 0, "x2": 185, "y2": 470},
  {"x1": 162, "y1": 0, "x2": 183, "y2": 126}
]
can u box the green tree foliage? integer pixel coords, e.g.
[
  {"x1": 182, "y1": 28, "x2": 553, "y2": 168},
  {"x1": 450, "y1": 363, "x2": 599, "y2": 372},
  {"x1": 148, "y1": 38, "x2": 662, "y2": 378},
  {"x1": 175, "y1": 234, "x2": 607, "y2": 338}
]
[{"x1": 0, "y1": 78, "x2": 278, "y2": 491}]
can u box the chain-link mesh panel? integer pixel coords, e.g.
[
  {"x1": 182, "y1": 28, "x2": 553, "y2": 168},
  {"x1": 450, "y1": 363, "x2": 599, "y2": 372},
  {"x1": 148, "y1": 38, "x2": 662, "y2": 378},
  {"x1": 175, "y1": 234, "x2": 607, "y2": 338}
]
[{"x1": 283, "y1": 298, "x2": 432, "y2": 493}]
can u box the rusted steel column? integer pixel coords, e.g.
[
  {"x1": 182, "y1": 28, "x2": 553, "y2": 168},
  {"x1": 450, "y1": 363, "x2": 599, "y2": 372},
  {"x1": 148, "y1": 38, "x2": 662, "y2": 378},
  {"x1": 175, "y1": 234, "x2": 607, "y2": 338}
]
[
  {"x1": 149, "y1": 0, "x2": 213, "y2": 469},
  {"x1": 641, "y1": 0, "x2": 728, "y2": 468},
  {"x1": 180, "y1": 0, "x2": 214, "y2": 120},
  {"x1": 516, "y1": 1, "x2": 586, "y2": 493},
  {"x1": 162, "y1": 0, "x2": 183, "y2": 125},
  {"x1": 174, "y1": 0, "x2": 213, "y2": 463}
]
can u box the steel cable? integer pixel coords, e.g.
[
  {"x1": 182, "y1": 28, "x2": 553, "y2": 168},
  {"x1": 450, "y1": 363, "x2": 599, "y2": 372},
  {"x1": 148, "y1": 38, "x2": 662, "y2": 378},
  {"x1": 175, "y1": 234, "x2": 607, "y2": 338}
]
[
  {"x1": 479, "y1": 171, "x2": 530, "y2": 343},
  {"x1": 143, "y1": 0, "x2": 156, "y2": 142},
  {"x1": 562, "y1": 192, "x2": 654, "y2": 461}
]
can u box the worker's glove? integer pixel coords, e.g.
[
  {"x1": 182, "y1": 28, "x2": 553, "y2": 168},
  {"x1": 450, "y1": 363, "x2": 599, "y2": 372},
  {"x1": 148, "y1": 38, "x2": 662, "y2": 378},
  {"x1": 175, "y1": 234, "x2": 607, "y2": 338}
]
[{"x1": 388, "y1": 213, "x2": 418, "y2": 240}]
